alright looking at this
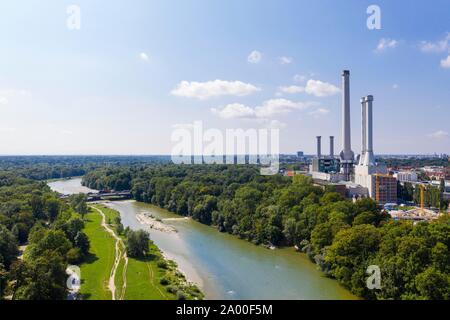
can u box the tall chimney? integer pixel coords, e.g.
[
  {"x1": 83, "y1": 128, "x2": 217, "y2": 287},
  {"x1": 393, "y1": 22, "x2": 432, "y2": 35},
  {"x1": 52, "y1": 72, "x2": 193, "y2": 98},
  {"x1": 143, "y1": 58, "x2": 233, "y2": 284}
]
[
  {"x1": 363, "y1": 95, "x2": 375, "y2": 166},
  {"x1": 339, "y1": 70, "x2": 354, "y2": 179},
  {"x1": 330, "y1": 136, "x2": 334, "y2": 158},
  {"x1": 359, "y1": 97, "x2": 367, "y2": 165},
  {"x1": 316, "y1": 136, "x2": 322, "y2": 158}
]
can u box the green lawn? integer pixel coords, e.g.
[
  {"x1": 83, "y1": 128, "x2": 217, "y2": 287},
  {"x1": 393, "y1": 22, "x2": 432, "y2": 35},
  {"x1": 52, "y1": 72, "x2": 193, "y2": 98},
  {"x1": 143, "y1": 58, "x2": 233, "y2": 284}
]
[
  {"x1": 79, "y1": 208, "x2": 115, "y2": 300},
  {"x1": 80, "y1": 204, "x2": 203, "y2": 300}
]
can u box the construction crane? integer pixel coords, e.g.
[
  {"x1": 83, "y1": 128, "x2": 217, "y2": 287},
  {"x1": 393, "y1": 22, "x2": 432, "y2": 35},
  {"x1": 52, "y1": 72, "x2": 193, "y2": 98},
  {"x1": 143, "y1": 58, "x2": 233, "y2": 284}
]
[{"x1": 420, "y1": 184, "x2": 426, "y2": 216}]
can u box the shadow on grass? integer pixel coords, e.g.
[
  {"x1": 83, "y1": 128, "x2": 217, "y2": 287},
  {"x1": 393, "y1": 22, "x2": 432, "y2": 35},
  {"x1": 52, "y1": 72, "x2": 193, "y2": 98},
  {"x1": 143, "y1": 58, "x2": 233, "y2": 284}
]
[
  {"x1": 130, "y1": 253, "x2": 159, "y2": 262},
  {"x1": 83, "y1": 252, "x2": 99, "y2": 265}
]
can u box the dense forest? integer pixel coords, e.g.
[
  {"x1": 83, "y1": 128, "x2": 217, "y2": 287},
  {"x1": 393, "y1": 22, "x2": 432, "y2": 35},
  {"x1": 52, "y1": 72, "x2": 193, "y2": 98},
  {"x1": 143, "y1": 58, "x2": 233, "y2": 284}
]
[
  {"x1": 0, "y1": 156, "x2": 171, "y2": 180},
  {"x1": 0, "y1": 171, "x2": 91, "y2": 299},
  {"x1": 376, "y1": 157, "x2": 449, "y2": 169},
  {"x1": 83, "y1": 164, "x2": 450, "y2": 300}
]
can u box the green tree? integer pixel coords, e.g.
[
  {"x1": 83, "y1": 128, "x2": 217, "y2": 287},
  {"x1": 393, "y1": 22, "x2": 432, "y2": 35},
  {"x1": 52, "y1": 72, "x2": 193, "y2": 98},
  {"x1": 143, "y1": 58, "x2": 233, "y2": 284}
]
[
  {"x1": 415, "y1": 267, "x2": 450, "y2": 300},
  {"x1": 46, "y1": 199, "x2": 60, "y2": 221},
  {"x1": 29, "y1": 195, "x2": 44, "y2": 219},
  {"x1": 0, "y1": 225, "x2": 18, "y2": 268},
  {"x1": 126, "y1": 230, "x2": 150, "y2": 258}
]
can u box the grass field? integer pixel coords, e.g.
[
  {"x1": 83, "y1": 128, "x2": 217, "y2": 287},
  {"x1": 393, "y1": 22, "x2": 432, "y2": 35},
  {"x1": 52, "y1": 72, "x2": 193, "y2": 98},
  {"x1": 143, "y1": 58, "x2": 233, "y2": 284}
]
[
  {"x1": 80, "y1": 203, "x2": 203, "y2": 300},
  {"x1": 79, "y1": 207, "x2": 114, "y2": 300}
]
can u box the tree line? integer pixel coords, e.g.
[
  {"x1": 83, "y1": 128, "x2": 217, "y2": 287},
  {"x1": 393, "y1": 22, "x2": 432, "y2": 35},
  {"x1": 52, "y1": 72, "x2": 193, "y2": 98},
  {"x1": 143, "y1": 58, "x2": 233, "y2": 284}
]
[
  {"x1": 0, "y1": 171, "x2": 90, "y2": 299},
  {"x1": 83, "y1": 164, "x2": 450, "y2": 300}
]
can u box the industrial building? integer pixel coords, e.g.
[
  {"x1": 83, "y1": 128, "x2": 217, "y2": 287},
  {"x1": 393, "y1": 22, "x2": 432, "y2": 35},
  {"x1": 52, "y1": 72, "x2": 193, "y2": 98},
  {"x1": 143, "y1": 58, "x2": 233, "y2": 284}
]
[{"x1": 309, "y1": 70, "x2": 397, "y2": 204}]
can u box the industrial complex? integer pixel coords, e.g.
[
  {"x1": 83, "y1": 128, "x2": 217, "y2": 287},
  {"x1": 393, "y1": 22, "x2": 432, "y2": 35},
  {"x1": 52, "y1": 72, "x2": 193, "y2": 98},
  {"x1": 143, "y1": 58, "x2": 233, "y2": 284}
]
[{"x1": 309, "y1": 70, "x2": 397, "y2": 204}]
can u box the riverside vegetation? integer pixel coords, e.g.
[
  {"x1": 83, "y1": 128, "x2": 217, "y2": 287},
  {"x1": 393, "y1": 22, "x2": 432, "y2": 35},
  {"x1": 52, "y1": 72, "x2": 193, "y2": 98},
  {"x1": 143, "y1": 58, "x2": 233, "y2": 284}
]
[
  {"x1": 83, "y1": 164, "x2": 450, "y2": 300},
  {"x1": 0, "y1": 169, "x2": 202, "y2": 300}
]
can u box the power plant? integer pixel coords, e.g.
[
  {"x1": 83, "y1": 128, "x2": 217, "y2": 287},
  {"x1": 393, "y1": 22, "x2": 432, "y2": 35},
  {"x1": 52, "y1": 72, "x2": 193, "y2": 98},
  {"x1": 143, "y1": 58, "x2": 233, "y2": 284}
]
[{"x1": 309, "y1": 70, "x2": 397, "y2": 203}]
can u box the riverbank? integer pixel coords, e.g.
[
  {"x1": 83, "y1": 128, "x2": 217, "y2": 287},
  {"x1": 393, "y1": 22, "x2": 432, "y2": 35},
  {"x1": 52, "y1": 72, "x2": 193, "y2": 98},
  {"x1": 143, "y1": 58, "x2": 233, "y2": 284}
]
[
  {"x1": 79, "y1": 204, "x2": 203, "y2": 300},
  {"x1": 49, "y1": 178, "x2": 357, "y2": 300},
  {"x1": 106, "y1": 200, "x2": 358, "y2": 300}
]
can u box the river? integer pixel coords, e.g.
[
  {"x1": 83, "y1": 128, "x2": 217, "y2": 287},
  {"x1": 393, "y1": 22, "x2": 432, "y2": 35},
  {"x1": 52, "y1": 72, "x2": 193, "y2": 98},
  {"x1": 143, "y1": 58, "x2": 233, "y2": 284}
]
[{"x1": 48, "y1": 178, "x2": 357, "y2": 300}]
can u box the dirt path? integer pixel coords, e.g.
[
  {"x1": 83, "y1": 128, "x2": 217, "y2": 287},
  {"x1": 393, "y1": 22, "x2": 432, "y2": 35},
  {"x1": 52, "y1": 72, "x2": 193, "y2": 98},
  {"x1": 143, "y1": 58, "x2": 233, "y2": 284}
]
[
  {"x1": 145, "y1": 260, "x2": 168, "y2": 299},
  {"x1": 90, "y1": 205, "x2": 129, "y2": 300}
]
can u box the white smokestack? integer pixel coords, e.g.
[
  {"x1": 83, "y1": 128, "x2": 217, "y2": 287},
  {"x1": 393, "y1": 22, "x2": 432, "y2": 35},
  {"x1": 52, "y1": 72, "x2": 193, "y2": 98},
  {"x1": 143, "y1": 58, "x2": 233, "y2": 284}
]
[
  {"x1": 339, "y1": 70, "x2": 354, "y2": 179},
  {"x1": 359, "y1": 97, "x2": 366, "y2": 165},
  {"x1": 363, "y1": 95, "x2": 375, "y2": 166}
]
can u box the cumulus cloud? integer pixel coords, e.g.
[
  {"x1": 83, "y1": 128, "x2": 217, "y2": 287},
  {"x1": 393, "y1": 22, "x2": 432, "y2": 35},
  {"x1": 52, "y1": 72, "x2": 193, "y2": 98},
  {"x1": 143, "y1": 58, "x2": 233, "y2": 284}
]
[
  {"x1": 279, "y1": 56, "x2": 293, "y2": 65},
  {"x1": 255, "y1": 99, "x2": 312, "y2": 118},
  {"x1": 304, "y1": 79, "x2": 340, "y2": 97},
  {"x1": 211, "y1": 99, "x2": 316, "y2": 120},
  {"x1": 171, "y1": 80, "x2": 260, "y2": 100},
  {"x1": 419, "y1": 33, "x2": 450, "y2": 53},
  {"x1": 211, "y1": 103, "x2": 256, "y2": 119},
  {"x1": 139, "y1": 52, "x2": 149, "y2": 61},
  {"x1": 440, "y1": 55, "x2": 450, "y2": 69},
  {"x1": 277, "y1": 85, "x2": 305, "y2": 94},
  {"x1": 428, "y1": 130, "x2": 449, "y2": 139},
  {"x1": 375, "y1": 38, "x2": 398, "y2": 52},
  {"x1": 309, "y1": 108, "x2": 330, "y2": 118},
  {"x1": 266, "y1": 119, "x2": 287, "y2": 129},
  {"x1": 247, "y1": 50, "x2": 262, "y2": 64}
]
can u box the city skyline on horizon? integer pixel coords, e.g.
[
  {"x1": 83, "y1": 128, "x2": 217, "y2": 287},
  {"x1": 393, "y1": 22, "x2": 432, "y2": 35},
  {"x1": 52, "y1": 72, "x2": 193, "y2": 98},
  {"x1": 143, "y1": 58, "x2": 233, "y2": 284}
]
[{"x1": 0, "y1": 0, "x2": 449, "y2": 155}]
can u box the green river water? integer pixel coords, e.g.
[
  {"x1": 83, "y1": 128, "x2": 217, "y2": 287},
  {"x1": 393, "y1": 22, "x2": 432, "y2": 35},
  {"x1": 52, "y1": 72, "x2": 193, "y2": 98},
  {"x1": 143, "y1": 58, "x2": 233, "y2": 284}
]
[{"x1": 49, "y1": 178, "x2": 357, "y2": 300}]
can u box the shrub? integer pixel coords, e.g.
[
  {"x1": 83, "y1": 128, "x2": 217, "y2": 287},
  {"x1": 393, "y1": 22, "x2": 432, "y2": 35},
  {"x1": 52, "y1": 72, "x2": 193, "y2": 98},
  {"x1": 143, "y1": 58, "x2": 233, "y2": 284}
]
[{"x1": 176, "y1": 290, "x2": 187, "y2": 300}]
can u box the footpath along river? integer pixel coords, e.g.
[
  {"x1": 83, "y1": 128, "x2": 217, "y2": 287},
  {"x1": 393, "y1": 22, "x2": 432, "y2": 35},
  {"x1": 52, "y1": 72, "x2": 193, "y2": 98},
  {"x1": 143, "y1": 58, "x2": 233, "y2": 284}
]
[{"x1": 49, "y1": 178, "x2": 357, "y2": 300}]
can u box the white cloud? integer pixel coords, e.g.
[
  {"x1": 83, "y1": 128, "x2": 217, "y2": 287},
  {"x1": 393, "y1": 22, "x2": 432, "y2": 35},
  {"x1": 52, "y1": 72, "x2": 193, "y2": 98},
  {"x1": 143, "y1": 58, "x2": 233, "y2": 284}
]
[
  {"x1": 171, "y1": 80, "x2": 260, "y2": 100},
  {"x1": 293, "y1": 74, "x2": 306, "y2": 83},
  {"x1": 428, "y1": 130, "x2": 449, "y2": 139},
  {"x1": 211, "y1": 103, "x2": 256, "y2": 119},
  {"x1": 247, "y1": 50, "x2": 262, "y2": 64},
  {"x1": 139, "y1": 52, "x2": 149, "y2": 61},
  {"x1": 211, "y1": 99, "x2": 316, "y2": 120},
  {"x1": 440, "y1": 55, "x2": 450, "y2": 69},
  {"x1": 278, "y1": 85, "x2": 305, "y2": 94},
  {"x1": 375, "y1": 38, "x2": 398, "y2": 52},
  {"x1": 392, "y1": 84, "x2": 399, "y2": 89},
  {"x1": 304, "y1": 79, "x2": 340, "y2": 97},
  {"x1": 279, "y1": 56, "x2": 293, "y2": 65},
  {"x1": 309, "y1": 108, "x2": 330, "y2": 118},
  {"x1": 255, "y1": 99, "x2": 311, "y2": 118},
  {"x1": 419, "y1": 33, "x2": 450, "y2": 53}
]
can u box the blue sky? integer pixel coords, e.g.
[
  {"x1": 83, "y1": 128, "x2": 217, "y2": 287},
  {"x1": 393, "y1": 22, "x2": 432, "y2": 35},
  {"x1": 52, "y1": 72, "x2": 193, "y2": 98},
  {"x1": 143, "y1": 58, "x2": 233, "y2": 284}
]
[{"x1": 0, "y1": 0, "x2": 449, "y2": 155}]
